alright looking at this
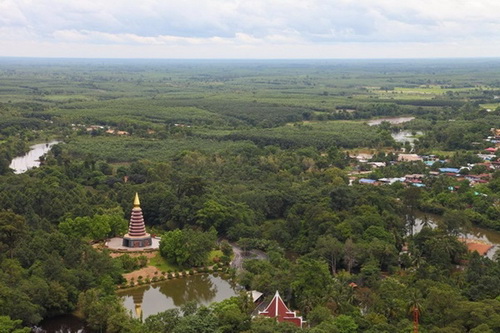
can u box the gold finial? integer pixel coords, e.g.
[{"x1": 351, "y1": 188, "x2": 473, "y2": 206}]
[{"x1": 134, "y1": 193, "x2": 140, "y2": 207}]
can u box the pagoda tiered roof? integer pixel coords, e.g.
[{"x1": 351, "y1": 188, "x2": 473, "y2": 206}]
[
  {"x1": 127, "y1": 193, "x2": 147, "y2": 237},
  {"x1": 122, "y1": 193, "x2": 152, "y2": 248}
]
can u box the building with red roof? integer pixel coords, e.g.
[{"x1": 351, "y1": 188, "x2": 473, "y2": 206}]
[{"x1": 258, "y1": 291, "x2": 305, "y2": 328}]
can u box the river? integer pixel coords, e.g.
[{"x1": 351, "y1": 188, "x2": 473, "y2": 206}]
[
  {"x1": 366, "y1": 116, "x2": 415, "y2": 126},
  {"x1": 9, "y1": 140, "x2": 60, "y2": 174},
  {"x1": 365, "y1": 116, "x2": 421, "y2": 149},
  {"x1": 413, "y1": 213, "x2": 500, "y2": 259}
]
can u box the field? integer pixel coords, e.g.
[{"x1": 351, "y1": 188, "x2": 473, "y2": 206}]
[
  {"x1": 3, "y1": 59, "x2": 500, "y2": 332},
  {"x1": 1, "y1": 58, "x2": 500, "y2": 162}
]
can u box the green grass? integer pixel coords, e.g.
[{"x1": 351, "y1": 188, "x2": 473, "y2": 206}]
[
  {"x1": 480, "y1": 103, "x2": 500, "y2": 110},
  {"x1": 148, "y1": 250, "x2": 225, "y2": 272},
  {"x1": 149, "y1": 252, "x2": 180, "y2": 272},
  {"x1": 208, "y1": 250, "x2": 224, "y2": 263}
]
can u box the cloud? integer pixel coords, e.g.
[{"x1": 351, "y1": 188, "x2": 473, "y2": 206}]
[{"x1": 1, "y1": 0, "x2": 500, "y2": 58}]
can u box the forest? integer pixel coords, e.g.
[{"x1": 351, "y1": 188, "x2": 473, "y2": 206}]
[{"x1": 1, "y1": 58, "x2": 500, "y2": 332}]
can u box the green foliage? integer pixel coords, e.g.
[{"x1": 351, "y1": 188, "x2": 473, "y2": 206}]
[
  {"x1": 160, "y1": 228, "x2": 217, "y2": 267},
  {"x1": 59, "y1": 213, "x2": 127, "y2": 241},
  {"x1": 0, "y1": 316, "x2": 30, "y2": 333},
  {"x1": 78, "y1": 288, "x2": 141, "y2": 332},
  {"x1": 3, "y1": 60, "x2": 500, "y2": 332}
]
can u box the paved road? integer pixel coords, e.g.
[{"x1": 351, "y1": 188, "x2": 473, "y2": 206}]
[{"x1": 230, "y1": 243, "x2": 268, "y2": 272}]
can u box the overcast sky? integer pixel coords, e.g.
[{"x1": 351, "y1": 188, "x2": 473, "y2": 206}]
[{"x1": 1, "y1": 0, "x2": 500, "y2": 59}]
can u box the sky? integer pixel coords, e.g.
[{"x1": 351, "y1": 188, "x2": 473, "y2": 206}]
[{"x1": 1, "y1": 0, "x2": 500, "y2": 59}]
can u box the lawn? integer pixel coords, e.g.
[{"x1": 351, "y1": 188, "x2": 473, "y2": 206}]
[
  {"x1": 479, "y1": 103, "x2": 500, "y2": 111},
  {"x1": 149, "y1": 249, "x2": 225, "y2": 272},
  {"x1": 149, "y1": 252, "x2": 180, "y2": 272}
]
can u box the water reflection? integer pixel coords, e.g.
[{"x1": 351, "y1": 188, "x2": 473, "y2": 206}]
[
  {"x1": 366, "y1": 116, "x2": 415, "y2": 126},
  {"x1": 35, "y1": 314, "x2": 87, "y2": 333},
  {"x1": 413, "y1": 213, "x2": 500, "y2": 259},
  {"x1": 158, "y1": 273, "x2": 218, "y2": 306},
  {"x1": 118, "y1": 273, "x2": 239, "y2": 319},
  {"x1": 9, "y1": 140, "x2": 60, "y2": 174}
]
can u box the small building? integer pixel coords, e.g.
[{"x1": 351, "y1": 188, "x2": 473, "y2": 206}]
[
  {"x1": 350, "y1": 153, "x2": 373, "y2": 163},
  {"x1": 398, "y1": 154, "x2": 423, "y2": 162},
  {"x1": 438, "y1": 167, "x2": 460, "y2": 174},
  {"x1": 378, "y1": 177, "x2": 405, "y2": 185},
  {"x1": 485, "y1": 147, "x2": 498, "y2": 153},
  {"x1": 367, "y1": 162, "x2": 386, "y2": 168},
  {"x1": 460, "y1": 238, "x2": 494, "y2": 257},
  {"x1": 405, "y1": 174, "x2": 425, "y2": 183},
  {"x1": 251, "y1": 290, "x2": 264, "y2": 304},
  {"x1": 259, "y1": 291, "x2": 304, "y2": 328},
  {"x1": 359, "y1": 178, "x2": 378, "y2": 185}
]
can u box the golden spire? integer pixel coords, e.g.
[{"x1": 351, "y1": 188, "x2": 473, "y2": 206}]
[{"x1": 134, "y1": 192, "x2": 140, "y2": 207}]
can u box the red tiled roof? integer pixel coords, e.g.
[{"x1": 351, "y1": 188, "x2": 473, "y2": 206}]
[{"x1": 259, "y1": 291, "x2": 304, "y2": 328}]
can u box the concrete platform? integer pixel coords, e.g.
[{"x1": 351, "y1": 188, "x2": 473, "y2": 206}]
[{"x1": 106, "y1": 237, "x2": 160, "y2": 251}]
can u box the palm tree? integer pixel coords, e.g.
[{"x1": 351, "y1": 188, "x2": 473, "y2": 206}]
[{"x1": 407, "y1": 291, "x2": 424, "y2": 333}]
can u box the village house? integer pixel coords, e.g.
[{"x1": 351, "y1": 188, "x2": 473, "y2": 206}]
[
  {"x1": 359, "y1": 178, "x2": 379, "y2": 185},
  {"x1": 405, "y1": 174, "x2": 425, "y2": 184},
  {"x1": 398, "y1": 154, "x2": 423, "y2": 162}
]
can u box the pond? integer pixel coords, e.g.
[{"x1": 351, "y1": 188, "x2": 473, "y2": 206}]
[
  {"x1": 9, "y1": 140, "x2": 60, "y2": 174},
  {"x1": 37, "y1": 273, "x2": 239, "y2": 332},
  {"x1": 391, "y1": 130, "x2": 422, "y2": 144},
  {"x1": 118, "y1": 273, "x2": 240, "y2": 319}
]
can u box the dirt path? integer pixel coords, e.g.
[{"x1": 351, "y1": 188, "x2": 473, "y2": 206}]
[
  {"x1": 230, "y1": 243, "x2": 268, "y2": 272},
  {"x1": 123, "y1": 265, "x2": 162, "y2": 281}
]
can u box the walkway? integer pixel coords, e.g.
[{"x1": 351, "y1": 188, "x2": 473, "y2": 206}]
[{"x1": 230, "y1": 243, "x2": 268, "y2": 272}]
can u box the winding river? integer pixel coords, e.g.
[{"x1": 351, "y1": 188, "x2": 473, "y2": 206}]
[
  {"x1": 9, "y1": 140, "x2": 60, "y2": 174},
  {"x1": 413, "y1": 213, "x2": 500, "y2": 259}
]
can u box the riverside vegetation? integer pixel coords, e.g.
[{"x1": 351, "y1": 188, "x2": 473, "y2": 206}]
[{"x1": 1, "y1": 58, "x2": 500, "y2": 332}]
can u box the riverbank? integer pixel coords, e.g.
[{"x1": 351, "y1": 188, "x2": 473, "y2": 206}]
[{"x1": 9, "y1": 140, "x2": 61, "y2": 174}]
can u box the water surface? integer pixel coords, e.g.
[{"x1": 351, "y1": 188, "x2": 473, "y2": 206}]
[
  {"x1": 366, "y1": 116, "x2": 415, "y2": 126},
  {"x1": 118, "y1": 273, "x2": 239, "y2": 319},
  {"x1": 9, "y1": 140, "x2": 60, "y2": 174},
  {"x1": 34, "y1": 314, "x2": 87, "y2": 333},
  {"x1": 412, "y1": 213, "x2": 500, "y2": 259}
]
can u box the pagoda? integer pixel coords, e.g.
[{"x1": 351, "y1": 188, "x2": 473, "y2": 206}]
[
  {"x1": 258, "y1": 291, "x2": 304, "y2": 328},
  {"x1": 122, "y1": 193, "x2": 152, "y2": 248}
]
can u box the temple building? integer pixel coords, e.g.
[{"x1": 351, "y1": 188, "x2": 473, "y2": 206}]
[
  {"x1": 122, "y1": 193, "x2": 152, "y2": 248},
  {"x1": 258, "y1": 291, "x2": 304, "y2": 328}
]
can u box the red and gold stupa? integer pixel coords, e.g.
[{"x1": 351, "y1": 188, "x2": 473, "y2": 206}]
[{"x1": 122, "y1": 193, "x2": 152, "y2": 248}]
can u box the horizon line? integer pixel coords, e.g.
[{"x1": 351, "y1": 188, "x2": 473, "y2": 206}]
[{"x1": 1, "y1": 56, "x2": 500, "y2": 61}]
